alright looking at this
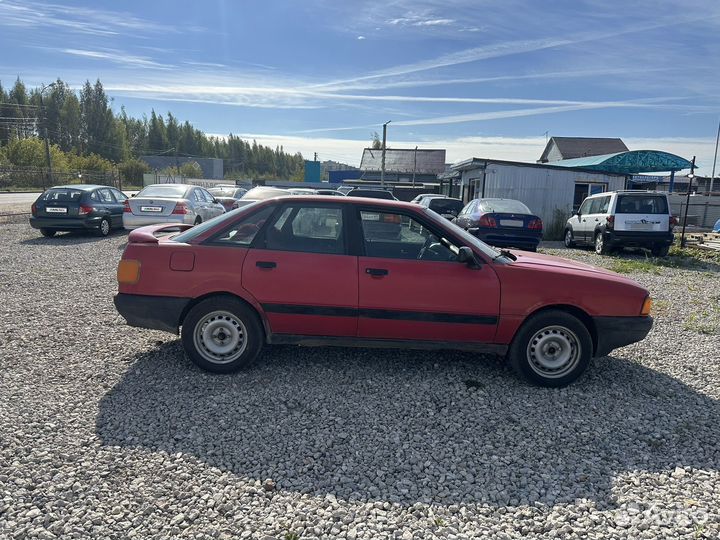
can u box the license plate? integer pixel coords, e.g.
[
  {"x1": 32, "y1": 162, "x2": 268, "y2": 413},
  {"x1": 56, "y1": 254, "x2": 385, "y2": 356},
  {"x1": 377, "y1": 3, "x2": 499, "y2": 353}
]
[
  {"x1": 46, "y1": 207, "x2": 67, "y2": 213},
  {"x1": 141, "y1": 206, "x2": 163, "y2": 212},
  {"x1": 500, "y1": 219, "x2": 523, "y2": 227}
]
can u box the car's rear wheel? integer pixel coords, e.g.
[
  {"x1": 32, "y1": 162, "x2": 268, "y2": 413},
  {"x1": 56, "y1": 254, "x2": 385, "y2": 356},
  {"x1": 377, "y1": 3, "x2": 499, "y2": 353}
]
[
  {"x1": 564, "y1": 228, "x2": 575, "y2": 248},
  {"x1": 594, "y1": 232, "x2": 609, "y2": 255},
  {"x1": 194, "y1": 216, "x2": 202, "y2": 225},
  {"x1": 40, "y1": 228, "x2": 56, "y2": 238},
  {"x1": 96, "y1": 218, "x2": 111, "y2": 237},
  {"x1": 651, "y1": 244, "x2": 670, "y2": 257},
  {"x1": 508, "y1": 310, "x2": 592, "y2": 387},
  {"x1": 181, "y1": 297, "x2": 264, "y2": 373}
]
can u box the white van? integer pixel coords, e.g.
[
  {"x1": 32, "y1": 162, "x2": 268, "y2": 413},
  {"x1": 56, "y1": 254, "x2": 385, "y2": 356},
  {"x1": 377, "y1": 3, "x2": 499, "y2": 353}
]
[{"x1": 564, "y1": 190, "x2": 676, "y2": 256}]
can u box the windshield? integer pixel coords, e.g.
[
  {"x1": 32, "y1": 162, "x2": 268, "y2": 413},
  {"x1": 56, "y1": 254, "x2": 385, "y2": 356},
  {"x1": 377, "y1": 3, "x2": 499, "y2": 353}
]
[
  {"x1": 138, "y1": 185, "x2": 188, "y2": 198},
  {"x1": 429, "y1": 199, "x2": 463, "y2": 214},
  {"x1": 348, "y1": 190, "x2": 395, "y2": 200},
  {"x1": 41, "y1": 188, "x2": 84, "y2": 202},
  {"x1": 616, "y1": 195, "x2": 668, "y2": 214},
  {"x1": 172, "y1": 201, "x2": 262, "y2": 243},
  {"x1": 480, "y1": 199, "x2": 531, "y2": 214},
  {"x1": 421, "y1": 208, "x2": 502, "y2": 260}
]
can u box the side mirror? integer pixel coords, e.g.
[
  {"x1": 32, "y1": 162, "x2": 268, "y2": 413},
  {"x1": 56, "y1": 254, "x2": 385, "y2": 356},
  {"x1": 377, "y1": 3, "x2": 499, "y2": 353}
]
[
  {"x1": 458, "y1": 246, "x2": 480, "y2": 267},
  {"x1": 131, "y1": 193, "x2": 136, "y2": 197}
]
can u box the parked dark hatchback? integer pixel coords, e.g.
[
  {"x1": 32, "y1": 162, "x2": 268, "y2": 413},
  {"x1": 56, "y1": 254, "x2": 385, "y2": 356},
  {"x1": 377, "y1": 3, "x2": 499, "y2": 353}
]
[
  {"x1": 30, "y1": 184, "x2": 128, "y2": 237},
  {"x1": 422, "y1": 197, "x2": 464, "y2": 220},
  {"x1": 454, "y1": 198, "x2": 543, "y2": 251}
]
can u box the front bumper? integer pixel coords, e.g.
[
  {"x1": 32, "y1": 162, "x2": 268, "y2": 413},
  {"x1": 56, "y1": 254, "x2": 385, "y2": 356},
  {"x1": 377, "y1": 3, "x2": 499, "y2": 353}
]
[
  {"x1": 30, "y1": 216, "x2": 103, "y2": 230},
  {"x1": 114, "y1": 293, "x2": 190, "y2": 334},
  {"x1": 604, "y1": 230, "x2": 674, "y2": 248},
  {"x1": 593, "y1": 315, "x2": 653, "y2": 357}
]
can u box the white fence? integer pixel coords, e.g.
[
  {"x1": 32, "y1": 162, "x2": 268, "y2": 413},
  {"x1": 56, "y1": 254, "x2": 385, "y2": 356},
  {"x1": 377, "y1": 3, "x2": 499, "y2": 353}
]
[
  {"x1": 142, "y1": 173, "x2": 229, "y2": 189},
  {"x1": 668, "y1": 194, "x2": 720, "y2": 229}
]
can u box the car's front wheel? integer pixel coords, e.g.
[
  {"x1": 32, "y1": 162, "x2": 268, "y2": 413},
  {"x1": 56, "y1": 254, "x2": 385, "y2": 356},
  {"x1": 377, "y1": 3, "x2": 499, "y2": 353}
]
[
  {"x1": 508, "y1": 310, "x2": 593, "y2": 387},
  {"x1": 564, "y1": 228, "x2": 575, "y2": 248},
  {"x1": 181, "y1": 296, "x2": 264, "y2": 373}
]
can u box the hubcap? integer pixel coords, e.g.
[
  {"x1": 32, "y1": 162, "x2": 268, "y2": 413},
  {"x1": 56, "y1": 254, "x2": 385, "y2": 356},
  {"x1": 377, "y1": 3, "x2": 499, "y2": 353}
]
[
  {"x1": 101, "y1": 220, "x2": 110, "y2": 234},
  {"x1": 193, "y1": 310, "x2": 247, "y2": 364},
  {"x1": 595, "y1": 235, "x2": 603, "y2": 253},
  {"x1": 526, "y1": 325, "x2": 581, "y2": 378},
  {"x1": 565, "y1": 231, "x2": 572, "y2": 245}
]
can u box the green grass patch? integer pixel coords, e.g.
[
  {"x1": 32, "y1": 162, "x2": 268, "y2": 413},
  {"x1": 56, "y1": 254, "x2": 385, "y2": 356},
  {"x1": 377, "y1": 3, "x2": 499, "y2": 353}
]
[{"x1": 608, "y1": 259, "x2": 663, "y2": 275}]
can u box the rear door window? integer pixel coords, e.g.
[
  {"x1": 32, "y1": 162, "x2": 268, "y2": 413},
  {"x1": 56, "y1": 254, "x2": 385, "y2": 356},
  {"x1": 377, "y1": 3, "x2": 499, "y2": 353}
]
[
  {"x1": 263, "y1": 205, "x2": 345, "y2": 255},
  {"x1": 616, "y1": 195, "x2": 668, "y2": 214},
  {"x1": 97, "y1": 189, "x2": 115, "y2": 203}
]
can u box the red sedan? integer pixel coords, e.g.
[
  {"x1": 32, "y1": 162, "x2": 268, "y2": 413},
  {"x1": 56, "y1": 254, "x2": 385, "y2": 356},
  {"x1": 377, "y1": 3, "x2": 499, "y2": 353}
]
[{"x1": 114, "y1": 196, "x2": 653, "y2": 387}]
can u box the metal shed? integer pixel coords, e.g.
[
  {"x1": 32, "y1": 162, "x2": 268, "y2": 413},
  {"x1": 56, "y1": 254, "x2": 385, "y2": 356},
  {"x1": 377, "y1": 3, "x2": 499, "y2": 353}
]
[{"x1": 450, "y1": 158, "x2": 626, "y2": 235}]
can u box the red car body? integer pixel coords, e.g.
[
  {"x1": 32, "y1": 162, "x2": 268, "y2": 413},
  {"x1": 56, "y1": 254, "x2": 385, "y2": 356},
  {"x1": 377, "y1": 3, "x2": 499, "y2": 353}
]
[{"x1": 114, "y1": 196, "x2": 652, "y2": 386}]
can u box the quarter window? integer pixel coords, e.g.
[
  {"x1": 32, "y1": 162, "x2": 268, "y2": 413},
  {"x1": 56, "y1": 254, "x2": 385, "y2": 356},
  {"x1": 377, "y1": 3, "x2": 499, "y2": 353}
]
[
  {"x1": 112, "y1": 189, "x2": 128, "y2": 202},
  {"x1": 97, "y1": 189, "x2": 115, "y2": 203}
]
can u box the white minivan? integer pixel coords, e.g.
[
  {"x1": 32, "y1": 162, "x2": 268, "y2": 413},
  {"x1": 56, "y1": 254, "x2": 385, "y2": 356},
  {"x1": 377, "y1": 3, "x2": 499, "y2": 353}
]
[{"x1": 564, "y1": 190, "x2": 676, "y2": 256}]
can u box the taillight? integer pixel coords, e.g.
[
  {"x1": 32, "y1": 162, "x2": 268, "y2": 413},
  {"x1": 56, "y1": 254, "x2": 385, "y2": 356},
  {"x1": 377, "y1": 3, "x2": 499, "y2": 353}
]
[
  {"x1": 123, "y1": 200, "x2": 131, "y2": 213},
  {"x1": 606, "y1": 215, "x2": 615, "y2": 230},
  {"x1": 478, "y1": 215, "x2": 497, "y2": 227},
  {"x1": 117, "y1": 259, "x2": 141, "y2": 285},
  {"x1": 669, "y1": 215, "x2": 678, "y2": 229},
  {"x1": 382, "y1": 214, "x2": 401, "y2": 224},
  {"x1": 528, "y1": 218, "x2": 543, "y2": 230},
  {"x1": 31, "y1": 202, "x2": 37, "y2": 216},
  {"x1": 172, "y1": 202, "x2": 189, "y2": 215},
  {"x1": 78, "y1": 204, "x2": 94, "y2": 216},
  {"x1": 640, "y1": 296, "x2": 653, "y2": 316}
]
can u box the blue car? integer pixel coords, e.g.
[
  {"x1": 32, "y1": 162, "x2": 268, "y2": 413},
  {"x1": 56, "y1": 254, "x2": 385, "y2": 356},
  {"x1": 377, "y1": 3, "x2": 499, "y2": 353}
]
[
  {"x1": 454, "y1": 198, "x2": 543, "y2": 251},
  {"x1": 713, "y1": 218, "x2": 720, "y2": 233}
]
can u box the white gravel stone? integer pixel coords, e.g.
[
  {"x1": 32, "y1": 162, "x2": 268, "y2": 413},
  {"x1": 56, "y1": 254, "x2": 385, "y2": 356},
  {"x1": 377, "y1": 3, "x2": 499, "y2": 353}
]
[{"x1": 0, "y1": 225, "x2": 719, "y2": 539}]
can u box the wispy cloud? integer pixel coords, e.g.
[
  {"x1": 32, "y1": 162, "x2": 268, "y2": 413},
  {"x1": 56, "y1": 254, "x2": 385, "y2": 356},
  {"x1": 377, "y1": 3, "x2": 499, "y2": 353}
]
[
  {"x1": 0, "y1": 0, "x2": 191, "y2": 36},
  {"x1": 61, "y1": 48, "x2": 172, "y2": 70}
]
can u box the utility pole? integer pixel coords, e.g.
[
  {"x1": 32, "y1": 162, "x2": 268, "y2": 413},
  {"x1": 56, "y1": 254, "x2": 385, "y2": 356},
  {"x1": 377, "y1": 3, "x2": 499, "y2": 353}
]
[
  {"x1": 39, "y1": 82, "x2": 57, "y2": 189},
  {"x1": 680, "y1": 156, "x2": 696, "y2": 248},
  {"x1": 412, "y1": 145, "x2": 418, "y2": 187},
  {"x1": 380, "y1": 120, "x2": 391, "y2": 187},
  {"x1": 710, "y1": 118, "x2": 719, "y2": 194},
  {"x1": 314, "y1": 152, "x2": 318, "y2": 161}
]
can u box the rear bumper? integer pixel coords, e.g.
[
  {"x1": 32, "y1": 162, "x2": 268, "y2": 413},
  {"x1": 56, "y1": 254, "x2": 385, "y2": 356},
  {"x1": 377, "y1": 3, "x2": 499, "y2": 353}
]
[
  {"x1": 122, "y1": 214, "x2": 194, "y2": 230},
  {"x1": 114, "y1": 293, "x2": 190, "y2": 334},
  {"x1": 604, "y1": 230, "x2": 674, "y2": 248},
  {"x1": 471, "y1": 228, "x2": 542, "y2": 249},
  {"x1": 593, "y1": 315, "x2": 653, "y2": 357},
  {"x1": 30, "y1": 216, "x2": 103, "y2": 230}
]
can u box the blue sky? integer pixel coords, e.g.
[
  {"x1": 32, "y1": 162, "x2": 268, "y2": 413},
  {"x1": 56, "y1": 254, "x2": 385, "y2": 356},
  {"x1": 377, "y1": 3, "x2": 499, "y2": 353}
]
[{"x1": 1, "y1": 0, "x2": 719, "y2": 170}]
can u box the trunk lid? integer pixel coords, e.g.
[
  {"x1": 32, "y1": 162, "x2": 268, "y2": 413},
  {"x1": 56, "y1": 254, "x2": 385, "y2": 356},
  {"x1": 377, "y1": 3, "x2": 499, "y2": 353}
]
[
  {"x1": 128, "y1": 197, "x2": 183, "y2": 217},
  {"x1": 613, "y1": 194, "x2": 669, "y2": 232}
]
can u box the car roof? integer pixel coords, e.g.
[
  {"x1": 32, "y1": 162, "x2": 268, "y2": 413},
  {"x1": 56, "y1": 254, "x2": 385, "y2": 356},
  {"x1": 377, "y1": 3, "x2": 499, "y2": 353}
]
[{"x1": 261, "y1": 194, "x2": 418, "y2": 210}]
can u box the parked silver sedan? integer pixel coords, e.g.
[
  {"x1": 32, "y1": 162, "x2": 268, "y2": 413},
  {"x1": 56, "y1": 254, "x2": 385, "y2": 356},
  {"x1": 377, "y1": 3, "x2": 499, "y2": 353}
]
[{"x1": 122, "y1": 184, "x2": 225, "y2": 230}]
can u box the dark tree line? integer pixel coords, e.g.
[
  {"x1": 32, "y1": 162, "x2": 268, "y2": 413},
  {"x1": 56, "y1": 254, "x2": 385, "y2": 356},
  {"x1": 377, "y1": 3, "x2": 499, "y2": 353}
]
[{"x1": 0, "y1": 77, "x2": 305, "y2": 179}]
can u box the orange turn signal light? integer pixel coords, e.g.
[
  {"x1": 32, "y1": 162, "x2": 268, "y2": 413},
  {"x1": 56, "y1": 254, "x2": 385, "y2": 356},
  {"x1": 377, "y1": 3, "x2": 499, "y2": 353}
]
[
  {"x1": 117, "y1": 259, "x2": 141, "y2": 285},
  {"x1": 641, "y1": 297, "x2": 653, "y2": 316}
]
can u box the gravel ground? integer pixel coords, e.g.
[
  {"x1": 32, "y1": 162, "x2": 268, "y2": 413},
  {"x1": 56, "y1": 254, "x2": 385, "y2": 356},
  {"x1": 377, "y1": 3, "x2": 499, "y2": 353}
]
[{"x1": 1, "y1": 223, "x2": 719, "y2": 539}]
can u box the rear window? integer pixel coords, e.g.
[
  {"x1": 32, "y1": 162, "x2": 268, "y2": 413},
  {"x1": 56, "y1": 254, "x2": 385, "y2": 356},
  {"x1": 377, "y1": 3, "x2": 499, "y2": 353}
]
[
  {"x1": 138, "y1": 185, "x2": 188, "y2": 198},
  {"x1": 479, "y1": 199, "x2": 531, "y2": 214},
  {"x1": 41, "y1": 189, "x2": 84, "y2": 202},
  {"x1": 428, "y1": 199, "x2": 463, "y2": 214},
  {"x1": 615, "y1": 195, "x2": 668, "y2": 214}
]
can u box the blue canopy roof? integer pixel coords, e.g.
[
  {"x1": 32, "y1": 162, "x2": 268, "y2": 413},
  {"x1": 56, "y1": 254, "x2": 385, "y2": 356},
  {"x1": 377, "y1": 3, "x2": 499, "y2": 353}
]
[{"x1": 550, "y1": 150, "x2": 695, "y2": 174}]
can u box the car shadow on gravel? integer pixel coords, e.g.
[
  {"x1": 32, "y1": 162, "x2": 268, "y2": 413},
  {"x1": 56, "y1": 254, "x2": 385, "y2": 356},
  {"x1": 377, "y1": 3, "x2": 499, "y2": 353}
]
[
  {"x1": 20, "y1": 229, "x2": 128, "y2": 245},
  {"x1": 96, "y1": 342, "x2": 720, "y2": 508}
]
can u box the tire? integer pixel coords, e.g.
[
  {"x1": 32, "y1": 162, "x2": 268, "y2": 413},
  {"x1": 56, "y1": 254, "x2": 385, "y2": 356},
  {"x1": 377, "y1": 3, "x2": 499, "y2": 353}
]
[
  {"x1": 651, "y1": 245, "x2": 670, "y2": 257},
  {"x1": 194, "y1": 217, "x2": 202, "y2": 225},
  {"x1": 594, "y1": 232, "x2": 609, "y2": 255},
  {"x1": 40, "y1": 228, "x2": 56, "y2": 238},
  {"x1": 508, "y1": 310, "x2": 593, "y2": 387},
  {"x1": 564, "y1": 228, "x2": 575, "y2": 248},
  {"x1": 96, "y1": 218, "x2": 111, "y2": 237},
  {"x1": 181, "y1": 296, "x2": 264, "y2": 373}
]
